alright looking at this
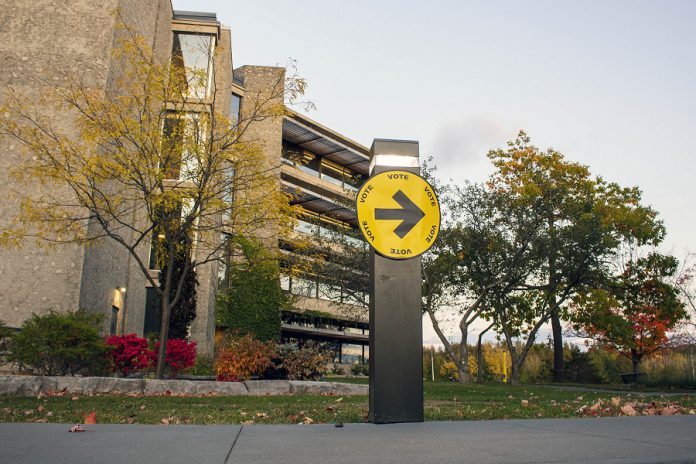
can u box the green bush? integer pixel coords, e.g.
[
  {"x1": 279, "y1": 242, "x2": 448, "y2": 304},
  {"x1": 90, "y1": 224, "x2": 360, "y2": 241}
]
[
  {"x1": 7, "y1": 311, "x2": 109, "y2": 376},
  {"x1": 185, "y1": 354, "x2": 214, "y2": 376}
]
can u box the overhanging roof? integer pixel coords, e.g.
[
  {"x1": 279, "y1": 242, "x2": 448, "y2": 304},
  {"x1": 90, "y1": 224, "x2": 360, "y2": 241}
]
[
  {"x1": 282, "y1": 180, "x2": 357, "y2": 225},
  {"x1": 283, "y1": 110, "x2": 370, "y2": 176}
]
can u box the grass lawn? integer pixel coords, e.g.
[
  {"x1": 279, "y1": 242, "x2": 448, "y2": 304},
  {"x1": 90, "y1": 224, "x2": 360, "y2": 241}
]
[{"x1": 1, "y1": 380, "x2": 694, "y2": 425}]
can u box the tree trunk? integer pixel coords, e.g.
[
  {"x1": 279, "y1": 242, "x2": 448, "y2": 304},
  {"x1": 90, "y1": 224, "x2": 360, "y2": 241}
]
[
  {"x1": 551, "y1": 309, "x2": 564, "y2": 382},
  {"x1": 476, "y1": 333, "x2": 485, "y2": 383},
  {"x1": 458, "y1": 321, "x2": 469, "y2": 383},
  {"x1": 476, "y1": 323, "x2": 494, "y2": 383},
  {"x1": 155, "y1": 296, "x2": 171, "y2": 379},
  {"x1": 509, "y1": 357, "x2": 520, "y2": 385},
  {"x1": 631, "y1": 348, "x2": 640, "y2": 375}
]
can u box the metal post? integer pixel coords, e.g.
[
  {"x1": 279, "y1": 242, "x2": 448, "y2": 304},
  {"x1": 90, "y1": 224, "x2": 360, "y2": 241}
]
[{"x1": 368, "y1": 139, "x2": 423, "y2": 424}]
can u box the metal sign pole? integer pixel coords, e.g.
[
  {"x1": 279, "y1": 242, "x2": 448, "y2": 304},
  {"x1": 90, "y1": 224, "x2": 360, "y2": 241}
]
[{"x1": 367, "y1": 139, "x2": 424, "y2": 424}]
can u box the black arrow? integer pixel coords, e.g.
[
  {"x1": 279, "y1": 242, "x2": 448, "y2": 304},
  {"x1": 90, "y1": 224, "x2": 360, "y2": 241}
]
[{"x1": 374, "y1": 190, "x2": 426, "y2": 239}]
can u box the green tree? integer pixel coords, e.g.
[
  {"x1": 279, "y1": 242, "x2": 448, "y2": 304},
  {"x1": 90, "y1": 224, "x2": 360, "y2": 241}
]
[{"x1": 486, "y1": 131, "x2": 663, "y2": 382}]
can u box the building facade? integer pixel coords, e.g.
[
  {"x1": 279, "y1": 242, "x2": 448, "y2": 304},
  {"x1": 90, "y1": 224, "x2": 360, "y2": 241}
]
[{"x1": 0, "y1": 1, "x2": 369, "y2": 362}]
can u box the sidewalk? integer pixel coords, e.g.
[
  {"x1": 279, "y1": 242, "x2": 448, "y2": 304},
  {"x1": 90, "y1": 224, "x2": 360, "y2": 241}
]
[{"x1": 1, "y1": 416, "x2": 695, "y2": 464}]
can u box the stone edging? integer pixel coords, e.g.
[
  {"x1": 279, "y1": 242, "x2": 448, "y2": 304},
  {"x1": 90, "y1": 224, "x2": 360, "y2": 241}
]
[{"x1": 0, "y1": 375, "x2": 368, "y2": 397}]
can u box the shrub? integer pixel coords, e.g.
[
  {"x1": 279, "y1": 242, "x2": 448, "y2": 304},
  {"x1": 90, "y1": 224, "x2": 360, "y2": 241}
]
[
  {"x1": 277, "y1": 341, "x2": 332, "y2": 380},
  {"x1": 215, "y1": 333, "x2": 276, "y2": 381},
  {"x1": 0, "y1": 321, "x2": 13, "y2": 365},
  {"x1": 106, "y1": 333, "x2": 155, "y2": 376},
  {"x1": 156, "y1": 338, "x2": 197, "y2": 378},
  {"x1": 185, "y1": 354, "x2": 214, "y2": 376},
  {"x1": 350, "y1": 363, "x2": 369, "y2": 376},
  {"x1": 8, "y1": 310, "x2": 109, "y2": 376}
]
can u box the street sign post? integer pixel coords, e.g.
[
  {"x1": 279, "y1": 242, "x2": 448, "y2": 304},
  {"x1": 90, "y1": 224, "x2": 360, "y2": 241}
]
[{"x1": 358, "y1": 139, "x2": 440, "y2": 424}]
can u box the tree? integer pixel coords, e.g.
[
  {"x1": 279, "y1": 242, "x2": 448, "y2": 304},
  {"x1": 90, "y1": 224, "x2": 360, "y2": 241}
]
[
  {"x1": 158, "y1": 239, "x2": 198, "y2": 340},
  {"x1": 573, "y1": 252, "x2": 687, "y2": 374},
  {"x1": 0, "y1": 18, "x2": 306, "y2": 378},
  {"x1": 485, "y1": 131, "x2": 663, "y2": 381},
  {"x1": 423, "y1": 179, "x2": 545, "y2": 383}
]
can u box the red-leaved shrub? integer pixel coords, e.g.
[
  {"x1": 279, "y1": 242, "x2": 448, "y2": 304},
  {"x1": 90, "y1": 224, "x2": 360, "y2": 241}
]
[
  {"x1": 215, "y1": 334, "x2": 276, "y2": 381},
  {"x1": 155, "y1": 339, "x2": 197, "y2": 377},
  {"x1": 106, "y1": 334, "x2": 155, "y2": 376}
]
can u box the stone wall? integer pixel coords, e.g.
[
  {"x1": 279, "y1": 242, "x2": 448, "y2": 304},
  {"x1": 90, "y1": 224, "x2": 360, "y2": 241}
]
[
  {"x1": 0, "y1": 0, "x2": 121, "y2": 327},
  {"x1": 0, "y1": 375, "x2": 368, "y2": 397}
]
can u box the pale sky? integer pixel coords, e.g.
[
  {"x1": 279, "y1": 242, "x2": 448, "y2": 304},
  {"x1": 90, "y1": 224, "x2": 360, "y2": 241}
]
[{"x1": 175, "y1": 0, "x2": 696, "y2": 346}]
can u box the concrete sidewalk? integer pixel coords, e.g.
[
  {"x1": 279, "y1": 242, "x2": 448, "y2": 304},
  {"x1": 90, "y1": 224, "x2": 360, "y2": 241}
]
[{"x1": 1, "y1": 416, "x2": 695, "y2": 464}]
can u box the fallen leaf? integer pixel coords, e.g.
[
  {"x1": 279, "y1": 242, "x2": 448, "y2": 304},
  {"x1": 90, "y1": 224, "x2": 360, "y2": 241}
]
[
  {"x1": 84, "y1": 411, "x2": 97, "y2": 424},
  {"x1": 644, "y1": 408, "x2": 657, "y2": 416},
  {"x1": 126, "y1": 418, "x2": 135, "y2": 424},
  {"x1": 334, "y1": 397, "x2": 343, "y2": 403},
  {"x1": 37, "y1": 405, "x2": 45, "y2": 413},
  {"x1": 68, "y1": 424, "x2": 85, "y2": 433},
  {"x1": 242, "y1": 420, "x2": 254, "y2": 425},
  {"x1": 326, "y1": 406, "x2": 335, "y2": 412},
  {"x1": 23, "y1": 410, "x2": 33, "y2": 416},
  {"x1": 611, "y1": 397, "x2": 621, "y2": 408},
  {"x1": 140, "y1": 405, "x2": 146, "y2": 410},
  {"x1": 521, "y1": 400, "x2": 529, "y2": 407},
  {"x1": 161, "y1": 418, "x2": 170, "y2": 425},
  {"x1": 660, "y1": 406, "x2": 678, "y2": 416},
  {"x1": 256, "y1": 412, "x2": 267, "y2": 418},
  {"x1": 71, "y1": 396, "x2": 79, "y2": 401},
  {"x1": 240, "y1": 411, "x2": 247, "y2": 417},
  {"x1": 46, "y1": 411, "x2": 53, "y2": 417},
  {"x1": 621, "y1": 405, "x2": 637, "y2": 416},
  {"x1": 302, "y1": 416, "x2": 314, "y2": 424},
  {"x1": 590, "y1": 401, "x2": 602, "y2": 412},
  {"x1": 2, "y1": 407, "x2": 12, "y2": 414}
]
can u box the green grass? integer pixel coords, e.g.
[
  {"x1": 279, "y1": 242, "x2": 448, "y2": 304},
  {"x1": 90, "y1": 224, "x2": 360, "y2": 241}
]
[{"x1": 1, "y1": 381, "x2": 694, "y2": 425}]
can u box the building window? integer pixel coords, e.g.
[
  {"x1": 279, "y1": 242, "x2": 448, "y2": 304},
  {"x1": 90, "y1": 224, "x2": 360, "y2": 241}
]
[
  {"x1": 171, "y1": 33, "x2": 215, "y2": 99},
  {"x1": 144, "y1": 287, "x2": 162, "y2": 336},
  {"x1": 161, "y1": 113, "x2": 206, "y2": 182},
  {"x1": 110, "y1": 306, "x2": 120, "y2": 336},
  {"x1": 231, "y1": 93, "x2": 241, "y2": 126}
]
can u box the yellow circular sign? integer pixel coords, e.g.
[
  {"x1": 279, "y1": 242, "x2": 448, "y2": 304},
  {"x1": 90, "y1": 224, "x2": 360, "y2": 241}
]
[{"x1": 356, "y1": 170, "x2": 441, "y2": 259}]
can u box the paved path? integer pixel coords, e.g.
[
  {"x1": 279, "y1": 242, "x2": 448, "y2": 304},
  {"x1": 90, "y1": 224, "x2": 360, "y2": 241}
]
[{"x1": 1, "y1": 416, "x2": 695, "y2": 463}]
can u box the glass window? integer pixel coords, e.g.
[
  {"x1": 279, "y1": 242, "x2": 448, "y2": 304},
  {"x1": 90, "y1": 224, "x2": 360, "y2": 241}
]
[
  {"x1": 318, "y1": 282, "x2": 342, "y2": 303},
  {"x1": 291, "y1": 277, "x2": 316, "y2": 298},
  {"x1": 320, "y1": 161, "x2": 344, "y2": 187},
  {"x1": 298, "y1": 154, "x2": 320, "y2": 177},
  {"x1": 295, "y1": 218, "x2": 318, "y2": 236},
  {"x1": 161, "y1": 113, "x2": 205, "y2": 181},
  {"x1": 171, "y1": 33, "x2": 215, "y2": 99},
  {"x1": 231, "y1": 93, "x2": 241, "y2": 126},
  {"x1": 280, "y1": 274, "x2": 291, "y2": 292}
]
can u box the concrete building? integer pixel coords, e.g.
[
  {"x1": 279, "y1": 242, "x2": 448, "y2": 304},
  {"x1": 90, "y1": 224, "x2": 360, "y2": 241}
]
[{"x1": 0, "y1": 1, "x2": 369, "y2": 362}]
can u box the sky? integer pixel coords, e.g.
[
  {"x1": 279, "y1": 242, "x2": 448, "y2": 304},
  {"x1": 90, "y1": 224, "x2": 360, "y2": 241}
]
[{"x1": 174, "y1": 0, "x2": 696, "y2": 346}]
